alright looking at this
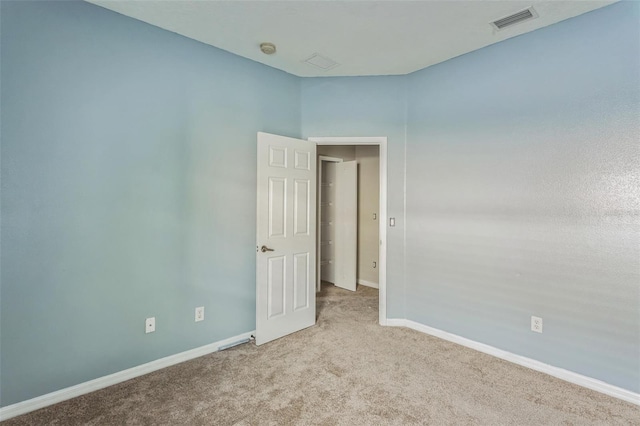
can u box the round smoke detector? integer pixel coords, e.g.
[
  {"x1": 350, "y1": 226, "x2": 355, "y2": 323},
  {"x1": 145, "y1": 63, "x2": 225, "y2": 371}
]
[{"x1": 260, "y1": 42, "x2": 276, "y2": 55}]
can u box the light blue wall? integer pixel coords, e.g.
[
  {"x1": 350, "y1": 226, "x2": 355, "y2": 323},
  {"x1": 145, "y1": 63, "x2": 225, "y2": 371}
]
[
  {"x1": 0, "y1": 0, "x2": 300, "y2": 406},
  {"x1": 301, "y1": 76, "x2": 408, "y2": 318},
  {"x1": 405, "y1": 1, "x2": 639, "y2": 392}
]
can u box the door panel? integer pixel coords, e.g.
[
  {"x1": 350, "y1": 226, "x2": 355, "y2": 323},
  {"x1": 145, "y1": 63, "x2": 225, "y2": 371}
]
[
  {"x1": 256, "y1": 132, "x2": 316, "y2": 345},
  {"x1": 293, "y1": 253, "x2": 309, "y2": 311},
  {"x1": 269, "y1": 146, "x2": 287, "y2": 168},
  {"x1": 268, "y1": 178, "x2": 287, "y2": 238},
  {"x1": 294, "y1": 179, "x2": 310, "y2": 236},
  {"x1": 267, "y1": 256, "x2": 286, "y2": 318},
  {"x1": 294, "y1": 150, "x2": 310, "y2": 170}
]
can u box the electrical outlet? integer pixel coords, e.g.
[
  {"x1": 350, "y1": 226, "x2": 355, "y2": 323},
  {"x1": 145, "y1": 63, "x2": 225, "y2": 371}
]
[
  {"x1": 145, "y1": 317, "x2": 155, "y2": 334},
  {"x1": 195, "y1": 306, "x2": 205, "y2": 322},
  {"x1": 531, "y1": 316, "x2": 543, "y2": 333}
]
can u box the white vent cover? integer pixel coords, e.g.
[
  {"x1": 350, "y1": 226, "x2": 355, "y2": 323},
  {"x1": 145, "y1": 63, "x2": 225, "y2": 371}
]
[
  {"x1": 303, "y1": 53, "x2": 340, "y2": 70},
  {"x1": 491, "y1": 7, "x2": 538, "y2": 30}
]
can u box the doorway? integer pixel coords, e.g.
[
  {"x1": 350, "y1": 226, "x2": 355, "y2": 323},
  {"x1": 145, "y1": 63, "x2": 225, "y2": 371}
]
[
  {"x1": 255, "y1": 133, "x2": 388, "y2": 346},
  {"x1": 309, "y1": 137, "x2": 388, "y2": 325}
]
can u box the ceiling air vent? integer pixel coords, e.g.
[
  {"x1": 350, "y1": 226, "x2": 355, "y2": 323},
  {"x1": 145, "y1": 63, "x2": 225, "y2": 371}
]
[
  {"x1": 491, "y1": 7, "x2": 538, "y2": 30},
  {"x1": 303, "y1": 53, "x2": 340, "y2": 71}
]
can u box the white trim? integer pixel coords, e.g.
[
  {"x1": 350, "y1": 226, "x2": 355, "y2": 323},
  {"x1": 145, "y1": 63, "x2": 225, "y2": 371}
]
[
  {"x1": 386, "y1": 319, "x2": 640, "y2": 406},
  {"x1": 309, "y1": 137, "x2": 388, "y2": 326},
  {"x1": 357, "y1": 279, "x2": 379, "y2": 289},
  {"x1": 0, "y1": 330, "x2": 255, "y2": 421},
  {"x1": 318, "y1": 155, "x2": 343, "y2": 163}
]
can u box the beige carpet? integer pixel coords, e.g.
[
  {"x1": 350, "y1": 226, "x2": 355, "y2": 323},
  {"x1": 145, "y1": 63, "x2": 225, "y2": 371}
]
[{"x1": 5, "y1": 284, "x2": 639, "y2": 425}]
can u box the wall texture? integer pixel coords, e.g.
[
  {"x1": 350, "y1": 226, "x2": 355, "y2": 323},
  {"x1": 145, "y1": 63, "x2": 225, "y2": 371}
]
[
  {"x1": 0, "y1": 0, "x2": 300, "y2": 406},
  {"x1": 405, "y1": 1, "x2": 639, "y2": 392}
]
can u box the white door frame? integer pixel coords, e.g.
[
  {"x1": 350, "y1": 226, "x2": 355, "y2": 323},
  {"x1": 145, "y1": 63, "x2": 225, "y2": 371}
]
[
  {"x1": 317, "y1": 156, "x2": 343, "y2": 291},
  {"x1": 309, "y1": 137, "x2": 388, "y2": 326}
]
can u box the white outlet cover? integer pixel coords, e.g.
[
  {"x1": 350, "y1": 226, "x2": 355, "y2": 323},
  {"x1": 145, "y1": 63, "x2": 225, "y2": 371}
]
[
  {"x1": 531, "y1": 316, "x2": 543, "y2": 333},
  {"x1": 195, "y1": 307, "x2": 205, "y2": 322},
  {"x1": 145, "y1": 317, "x2": 156, "y2": 334}
]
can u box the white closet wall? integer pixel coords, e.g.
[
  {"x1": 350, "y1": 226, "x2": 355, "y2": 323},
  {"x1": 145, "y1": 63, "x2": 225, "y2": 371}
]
[
  {"x1": 320, "y1": 161, "x2": 336, "y2": 283},
  {"x1": 355, "y1": 146, "x2": 380, "y2": 287}
]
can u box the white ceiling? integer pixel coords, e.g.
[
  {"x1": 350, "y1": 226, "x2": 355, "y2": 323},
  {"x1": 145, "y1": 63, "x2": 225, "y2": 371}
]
[{"x1": 87, "y1": 1, "x2": 615, "y2": 77}]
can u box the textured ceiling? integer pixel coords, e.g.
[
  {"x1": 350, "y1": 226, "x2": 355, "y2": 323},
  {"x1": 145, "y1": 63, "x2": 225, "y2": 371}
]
[{"x1": 87, "y1": 1, "x2": 615, "y2": 77}]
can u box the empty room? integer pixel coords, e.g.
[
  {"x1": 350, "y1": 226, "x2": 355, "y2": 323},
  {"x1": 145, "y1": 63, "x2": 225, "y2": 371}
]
[{"x1": 1, "y1": 0, "x2": 639, "y2": 424}]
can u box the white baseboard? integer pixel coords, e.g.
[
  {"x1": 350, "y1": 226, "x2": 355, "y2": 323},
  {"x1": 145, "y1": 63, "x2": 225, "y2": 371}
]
[
  {"x1": 386, "y1": 319, "x2": 640, "y2": 406},
  {"x1": 357, "y1": 279, "x2": 379, "y2": 289},
  {"x1": 0, "y1": 330, "x2": 255, "y2": 421}
]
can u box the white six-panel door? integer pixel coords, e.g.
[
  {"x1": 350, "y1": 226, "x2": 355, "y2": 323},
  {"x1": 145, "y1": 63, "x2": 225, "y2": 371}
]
[{"x1": 256, "y1": 132, "x2": 317, "y2": 345}]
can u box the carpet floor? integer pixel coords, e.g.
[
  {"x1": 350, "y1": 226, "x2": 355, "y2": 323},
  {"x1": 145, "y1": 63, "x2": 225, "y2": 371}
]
[{"x1": 5, "y1": 284, "x2": 639, "y2": 425}]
